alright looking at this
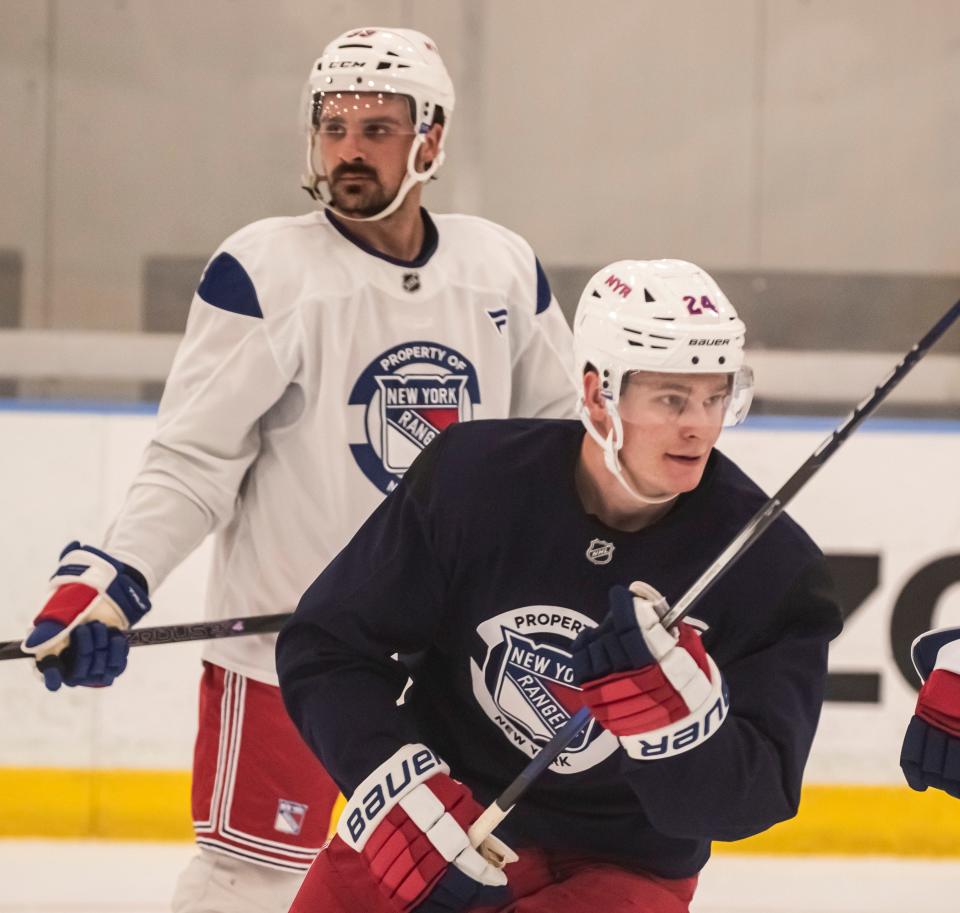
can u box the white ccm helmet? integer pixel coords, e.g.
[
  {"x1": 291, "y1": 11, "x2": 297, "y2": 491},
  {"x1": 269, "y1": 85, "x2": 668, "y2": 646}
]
[
  {"x1": 301, "y1": 27, "x2": 455, "y2": 222},
  {"x1": 574, "y1": 259, "x2": 754, "y2": 505}
]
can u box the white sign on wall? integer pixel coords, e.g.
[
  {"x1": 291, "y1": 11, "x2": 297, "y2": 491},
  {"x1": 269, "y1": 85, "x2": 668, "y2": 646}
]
[{"x1": 0, "y1": 410, "x2": 957, "y2": 784}]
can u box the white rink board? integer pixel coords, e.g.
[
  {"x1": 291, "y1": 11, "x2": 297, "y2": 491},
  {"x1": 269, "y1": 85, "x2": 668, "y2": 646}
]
[{"x1": 0, "y1": 407, "x2": 958, "y2": 782}]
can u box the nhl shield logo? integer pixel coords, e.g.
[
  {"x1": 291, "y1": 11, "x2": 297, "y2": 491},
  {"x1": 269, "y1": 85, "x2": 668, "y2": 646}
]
[
  {"x1": 348, "y1": 341, "x2": 480, "y2": 493},
  {"x1": 402, "y1": 272, "x2": 421, "y2": 292},
  {"x1": 470, "y1": 607, "x2": 618, "y2": 775},
  {"x1": 586, "y1": 538, "x2": 614, "y2": 565}
]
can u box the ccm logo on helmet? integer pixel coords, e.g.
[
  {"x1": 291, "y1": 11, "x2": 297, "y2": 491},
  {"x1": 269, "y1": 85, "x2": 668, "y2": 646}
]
[
  {"x1": 605, "y1": 274, "x2": 632, "y2": 298},
  {"x1": 329, "y1": 60, "x2": 366, "y2": 69}
]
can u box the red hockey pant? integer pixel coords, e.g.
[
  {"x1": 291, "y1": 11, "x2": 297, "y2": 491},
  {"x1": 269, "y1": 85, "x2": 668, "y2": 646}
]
[{"x1": 288, "y1": 835, "x2": 697, "y2": 912}]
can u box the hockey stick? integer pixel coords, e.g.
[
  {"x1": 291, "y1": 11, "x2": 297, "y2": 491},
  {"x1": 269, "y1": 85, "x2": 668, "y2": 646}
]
[
  {"x1": 467, "y1": 298, "x2": 960, "y2": 851},
  {"x1": 0, "y1": 612, "x2": 291, "y2": 662}
]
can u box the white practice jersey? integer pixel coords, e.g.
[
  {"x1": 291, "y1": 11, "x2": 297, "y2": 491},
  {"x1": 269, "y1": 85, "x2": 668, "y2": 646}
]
[{"x1": 104, "y1": 209, "x2": 576, "y2": 684}]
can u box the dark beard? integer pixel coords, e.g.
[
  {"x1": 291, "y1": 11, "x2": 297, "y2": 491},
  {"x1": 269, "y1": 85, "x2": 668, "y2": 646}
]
[{"x1": 329, "y1": 166, "x2": 394, "y2": 217}]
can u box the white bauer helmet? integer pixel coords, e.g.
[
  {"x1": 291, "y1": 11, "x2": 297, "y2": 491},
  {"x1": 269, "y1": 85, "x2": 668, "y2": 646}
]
[
  {"x1": 574, "y1": 259, "x2": 754, "y2": 505},
  {"x1": 301, "y1": 27, "x2": 455, "y2": 222}
]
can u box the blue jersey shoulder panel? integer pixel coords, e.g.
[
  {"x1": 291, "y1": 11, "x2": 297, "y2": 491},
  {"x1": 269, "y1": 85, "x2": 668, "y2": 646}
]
[
  {"x1": 535, "y1": 257, "x2": 552, "y2": 314},
  {"x1": 197, "y1": 251, "x2": 264, "y2": 319}
]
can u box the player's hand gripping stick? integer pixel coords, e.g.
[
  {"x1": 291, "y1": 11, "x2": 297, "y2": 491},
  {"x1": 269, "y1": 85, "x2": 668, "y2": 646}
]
[{"x1": 338, "y1": 744, "x2": 517, "y2": 911}]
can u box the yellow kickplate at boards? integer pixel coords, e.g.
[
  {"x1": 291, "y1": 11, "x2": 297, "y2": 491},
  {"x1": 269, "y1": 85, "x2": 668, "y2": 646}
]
[
  {"x1": 713, "y1": 784, "x2": 960, "y2": 857},
  {"x1": 1, "y1": 771, "x2": 957, "y2": 856},
  {"x1": 0, "y1": 767, "x2": 192, "y2": 840}
]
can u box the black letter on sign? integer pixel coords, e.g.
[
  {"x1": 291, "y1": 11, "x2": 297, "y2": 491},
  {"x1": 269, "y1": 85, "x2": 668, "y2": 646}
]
[
  {"x1": 890, "y1": 554, "x2": 960, "y2": 692},
  {"x1": 824, "y1": 553, "x2": 881, "y2": 703}
]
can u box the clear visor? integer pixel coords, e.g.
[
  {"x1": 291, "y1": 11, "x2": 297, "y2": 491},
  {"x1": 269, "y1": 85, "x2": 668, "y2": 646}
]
[
  {"x1": 616, "y1": 366, "x2": 754, "y2": 429},
  {"x1": 309, "y1": 89, "x2": 419, "y2": 141}
]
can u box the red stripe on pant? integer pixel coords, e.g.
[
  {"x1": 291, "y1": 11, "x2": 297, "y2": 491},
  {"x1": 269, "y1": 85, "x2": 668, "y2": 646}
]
[{"x1": 190, "y1": 662, "x2": 340, "y2": 870}]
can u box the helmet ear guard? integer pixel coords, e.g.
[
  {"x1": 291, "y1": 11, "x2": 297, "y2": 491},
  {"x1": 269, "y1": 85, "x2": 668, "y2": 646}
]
[{"x1": 301, "y1": 27, "x2": 455, "y2": 222}]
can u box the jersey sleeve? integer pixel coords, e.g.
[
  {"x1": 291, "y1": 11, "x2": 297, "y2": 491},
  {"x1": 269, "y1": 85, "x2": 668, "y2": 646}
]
[
  {"x1": 619, "y1": 557, "x2": 842, "y2": 841},
  {"x1": 102, "y1": 245, "x2": 299, "y2": 591},
  {"x1": 507, "y1": 255, "x2": 578, "y2": 420},
  {"x1": 276, "y1": 435, "x2": 452, "y2": 793}
]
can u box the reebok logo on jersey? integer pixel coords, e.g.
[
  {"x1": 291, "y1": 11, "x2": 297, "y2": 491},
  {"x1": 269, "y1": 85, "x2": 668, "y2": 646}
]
[
  {"x1": 470, "y1": 608, "x2": 618, "y2": 775},
  {"x1": 348, "y1": 341, "x2": 481, "y2": 493}
]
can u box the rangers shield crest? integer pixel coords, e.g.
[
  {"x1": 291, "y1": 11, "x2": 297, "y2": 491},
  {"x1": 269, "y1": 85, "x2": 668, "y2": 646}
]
[
  {"x1": 470, "y1": 607, "x2": 618, "y2": 774},
  {"x1": 348, "y1": 341, "x2": 480, "y2": 493},
  {"x1": 375, "y1": 374, "x2": 469, "y2": 473}
]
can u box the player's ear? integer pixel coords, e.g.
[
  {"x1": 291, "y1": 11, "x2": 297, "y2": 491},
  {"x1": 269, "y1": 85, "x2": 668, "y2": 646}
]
[
  {"x1": 582, "y1": 369, "x2": 608, "y2": 426},
  {"x1": 416, "y1": 123, "x2": 443, "y2": 172}
]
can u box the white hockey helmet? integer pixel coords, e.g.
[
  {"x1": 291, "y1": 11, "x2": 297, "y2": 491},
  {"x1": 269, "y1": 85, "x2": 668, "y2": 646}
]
[
  {"x1": 301, "y1": 27, "x2": 455, "y2": 222},
  {"x1": 574, "y1": 259, "x2": 754, "y2": 504}
]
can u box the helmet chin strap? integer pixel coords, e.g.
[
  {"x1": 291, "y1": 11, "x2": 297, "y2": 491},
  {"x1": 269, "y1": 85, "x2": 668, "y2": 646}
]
[{"x1": 578, "y1": 399, "x2": 678, "y2": 507}]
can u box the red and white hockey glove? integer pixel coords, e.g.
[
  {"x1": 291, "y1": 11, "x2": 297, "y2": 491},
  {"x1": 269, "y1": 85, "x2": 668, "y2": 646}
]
[
  {"x1": 338, "y1": 744, "x2": 517, "y2": 913},
  {"x1": 21, "y1": 542, "x2": 150, "y2": 692},
  {"x1": 571, "y1": 582, "x2": 728, "y2": 760},
  {"x1": 901, "y1": 626, "x2": 960, "y2": 799}
]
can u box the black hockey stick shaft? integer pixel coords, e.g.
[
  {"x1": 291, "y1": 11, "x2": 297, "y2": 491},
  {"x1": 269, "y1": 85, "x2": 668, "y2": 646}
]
[
  {"x1": 468, "y1": 298, "x2": 960, "y2": 849},
  {"x1": 0, "y1": 612, "x2": 292, "y2": 662}
]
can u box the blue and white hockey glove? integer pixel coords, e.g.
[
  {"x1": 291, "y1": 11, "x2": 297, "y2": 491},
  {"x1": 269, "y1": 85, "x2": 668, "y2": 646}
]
[
  {"x1": 901, "y1": 626, "x2": 960, "y2": 799},
  {"x1": 21, "y1": 542, "x2": 150, "y2": 691},
  {"x1": 338, "y1": 744, "x2": 516, "y2": 913},
  {"x1": 571, "y1": 581, "x2": 728, "y2": 760}
]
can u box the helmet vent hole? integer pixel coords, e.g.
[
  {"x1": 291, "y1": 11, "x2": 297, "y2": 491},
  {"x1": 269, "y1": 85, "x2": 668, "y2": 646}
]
[
  {"x1": 376, "y1": 61, "x2": 391, "y2": 70},
  {"x1": 644, "y1": 289, "x2": 655, "y2": 303},
  {"x1": 591, "y1": 290, "x2": 602, "y2": 299},
  {"x1": 627, "y1": 340, "x2": 645, "y2": 347},
  {"x1": 719, "y1": 356, "x2": 726, "y2": 365},
  {"x1": 652, "y1": 315, "x2": 675, "y2": 322},
  {"x1": 691, "y1": 356, "x2": 700, "y2": 365},
  {"x1": 397, "y1": 63, "x2": 411, "y2": 69}
]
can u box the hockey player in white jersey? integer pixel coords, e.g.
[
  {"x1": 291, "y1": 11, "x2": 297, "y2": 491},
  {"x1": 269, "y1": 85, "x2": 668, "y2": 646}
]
[{"x1": 21, "y1": 27, "x2": 575, "y2": 913}]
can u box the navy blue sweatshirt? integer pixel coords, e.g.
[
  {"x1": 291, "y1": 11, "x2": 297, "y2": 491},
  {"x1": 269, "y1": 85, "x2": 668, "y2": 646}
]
[{"x1": 277, "y1": 419, "x2": 842, "y2": 878}]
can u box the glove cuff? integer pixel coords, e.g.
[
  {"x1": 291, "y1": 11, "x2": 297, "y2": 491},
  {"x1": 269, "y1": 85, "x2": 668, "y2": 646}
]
[
  {"x1": 619, "y1": 656, "x2": 729, "y2": 760},
  {"x1": 338, "y1": 743, "x2": 449, "y2": 851}
]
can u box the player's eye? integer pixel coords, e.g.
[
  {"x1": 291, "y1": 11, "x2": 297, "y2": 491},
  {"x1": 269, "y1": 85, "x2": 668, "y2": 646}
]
[
  {"x1": 363, "y1": 122, "x2": 395, "y2": 139},
  {"x1": 318, "y1": 121, "x2": 347, "y2": 137},
  {"x1": 658, "y1": 395, "x2": 686, "y2": 411}
]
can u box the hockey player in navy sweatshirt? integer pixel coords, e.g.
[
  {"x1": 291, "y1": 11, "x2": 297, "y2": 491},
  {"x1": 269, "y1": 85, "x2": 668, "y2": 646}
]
[{"x1": 277, "y1": 259, "x2": 843, "y2": 913}]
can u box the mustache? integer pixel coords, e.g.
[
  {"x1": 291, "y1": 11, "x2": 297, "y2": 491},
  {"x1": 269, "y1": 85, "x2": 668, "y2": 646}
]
[{"x1": 331, "y1": 163, "x2": 379, "y2": 182}]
